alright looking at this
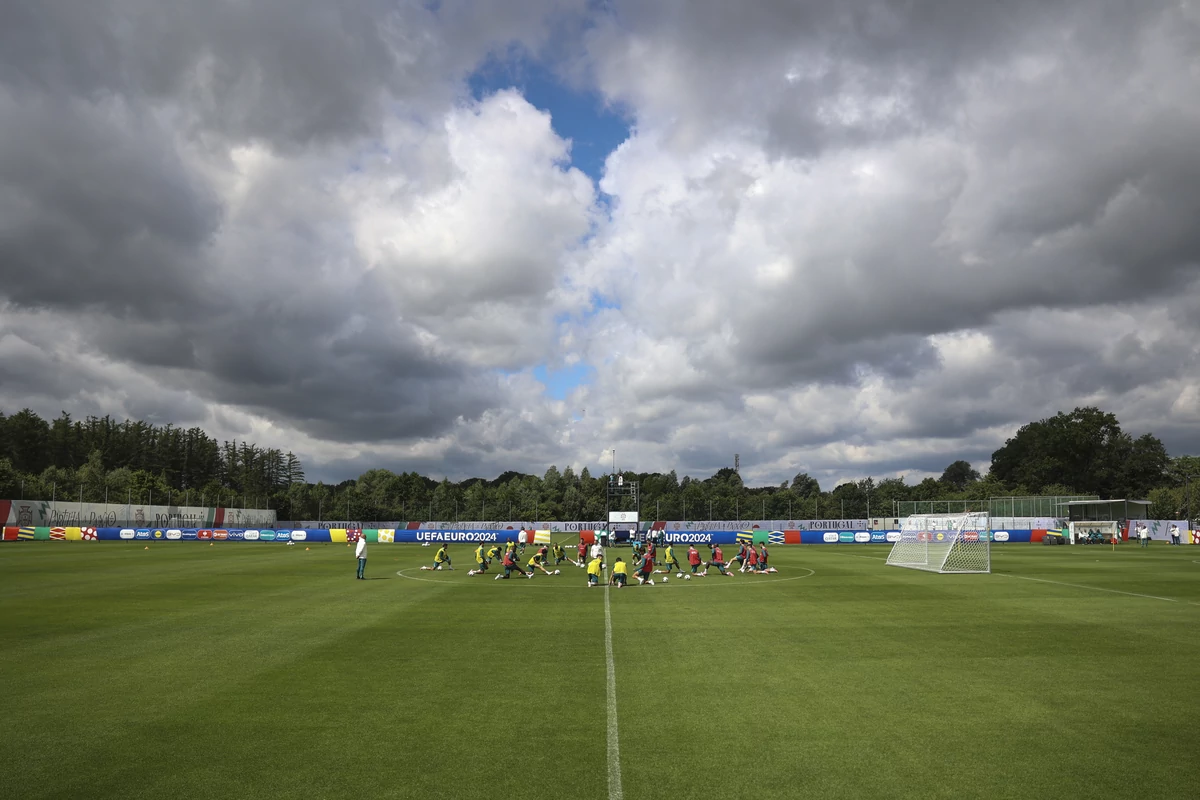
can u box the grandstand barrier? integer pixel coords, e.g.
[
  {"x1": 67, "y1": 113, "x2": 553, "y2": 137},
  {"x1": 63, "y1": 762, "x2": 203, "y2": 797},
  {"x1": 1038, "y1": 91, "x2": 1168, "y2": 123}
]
[{"x1": 10, "y1": 527, "x2": 1188, "y2": 545}]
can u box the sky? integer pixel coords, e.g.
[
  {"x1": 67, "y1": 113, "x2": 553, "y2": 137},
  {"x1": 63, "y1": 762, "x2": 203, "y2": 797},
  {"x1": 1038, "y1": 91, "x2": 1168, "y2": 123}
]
[{"x1": 1, "y1": 0, "x2": 1198, "y2": 489}]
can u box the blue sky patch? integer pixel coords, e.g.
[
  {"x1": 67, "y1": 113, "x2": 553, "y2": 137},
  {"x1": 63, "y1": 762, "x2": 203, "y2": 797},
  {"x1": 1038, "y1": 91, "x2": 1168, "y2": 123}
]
[
  {"x1": 533, "y1": 362, "x2": 594, "y2": 400},
  {"x1": 468, "y1": 53, "x2": 630, "y2": 183}
]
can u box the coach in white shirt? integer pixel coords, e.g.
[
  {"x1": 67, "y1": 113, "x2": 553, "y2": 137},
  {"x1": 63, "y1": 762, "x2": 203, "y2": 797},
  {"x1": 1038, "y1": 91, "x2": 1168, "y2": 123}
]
[{"x1": 355, "y1": 533, "x2": 368, "y2": 579}]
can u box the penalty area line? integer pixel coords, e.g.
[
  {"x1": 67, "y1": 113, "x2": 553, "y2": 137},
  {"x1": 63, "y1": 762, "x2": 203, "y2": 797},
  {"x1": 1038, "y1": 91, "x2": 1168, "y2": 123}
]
[{"x1": 604, "y1": 578, "x2": 624, "y2": 800}]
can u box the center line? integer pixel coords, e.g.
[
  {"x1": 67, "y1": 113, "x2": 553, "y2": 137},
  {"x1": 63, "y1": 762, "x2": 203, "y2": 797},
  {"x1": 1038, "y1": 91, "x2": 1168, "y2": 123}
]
[{"x1": 604, "y1": 562, "x2": 624, "y2": 800}]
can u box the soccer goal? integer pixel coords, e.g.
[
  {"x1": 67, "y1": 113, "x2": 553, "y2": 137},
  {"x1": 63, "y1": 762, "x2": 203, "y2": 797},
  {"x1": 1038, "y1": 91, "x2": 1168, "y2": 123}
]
[{"x1": 886, "y1": 512, "x2": 991, "y2": 574}]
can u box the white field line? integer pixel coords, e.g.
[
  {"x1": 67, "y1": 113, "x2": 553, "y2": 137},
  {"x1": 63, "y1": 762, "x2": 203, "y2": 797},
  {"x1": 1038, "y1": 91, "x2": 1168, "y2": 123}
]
[
  {"x1": 604, "y1": 569, "x2": 624, "y2": 800},
  {"x1": 992, "y1": 572, "x2": 1179, "y2": 602},
  {"x1": 825, "y1": 550, "x2": 1192, "y2": 604}
]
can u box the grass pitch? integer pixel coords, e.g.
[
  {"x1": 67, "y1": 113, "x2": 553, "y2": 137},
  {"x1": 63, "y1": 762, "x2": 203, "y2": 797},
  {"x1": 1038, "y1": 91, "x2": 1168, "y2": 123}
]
[{"x1": 1, "y1": 542, "x2": 1197, "y2": 799}]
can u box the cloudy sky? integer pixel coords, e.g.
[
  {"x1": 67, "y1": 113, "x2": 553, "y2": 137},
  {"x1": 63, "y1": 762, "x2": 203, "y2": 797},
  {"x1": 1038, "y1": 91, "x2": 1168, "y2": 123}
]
[{"x1": 1, "y1": 0, "x2": 1198, "y2": 487}]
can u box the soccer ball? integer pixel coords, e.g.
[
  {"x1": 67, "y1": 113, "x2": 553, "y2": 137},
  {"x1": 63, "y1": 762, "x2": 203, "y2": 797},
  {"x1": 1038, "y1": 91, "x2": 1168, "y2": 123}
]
[
  {"x1": 684, "y1": 574, "x2": 691, "y2": 580},
  {"x1": 676, "y1": 572, "x2": 683, "y2": 578},
  {"x1": 554, "y1": 569, "x2": 561, "y2": 575},
  {"x1": 662, "y1": 576, "x2": 668, "y2": 583}
]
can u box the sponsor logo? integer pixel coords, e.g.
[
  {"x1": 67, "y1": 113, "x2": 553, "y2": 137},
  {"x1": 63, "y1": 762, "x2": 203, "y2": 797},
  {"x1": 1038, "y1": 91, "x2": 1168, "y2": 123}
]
[
  {"x1": 213, "y1": 531, "x2": 228, "y2": 540},
  {"x1": 822, "y1": 532, "x2": 839, "y2": 543},
  {"x1": 244, "y1": 530, "x2": 260, "y2": 541},
  {"x1": 936, "y1": 532, "x2": 945, "y2": 542},
  {"x1": 663, "y1": 532, "x2": 713, "y2": 544},
  {"x1": 870, "y1": 532, "x2": 888, "y2": 543},
  {"x1": 120, "y1": 529, "x2": 136, "y2": 539},
  {"x1": 415, "y1": 531, "x2": 499, "y2": 543},
  {"x1": 854, "y1": 531, "x2": 871, "y2": 543},
  {"x1": 994, "y1": 531, "x2": 1010, "y2": 542},
  {"x1": 227, "y1": 530, "x2": 244, "y2": 540},
  {"x1": 276, "y1": 531, "x2": 291, "y2": 541},
  {"x1": 963, "y1": 531, "x2": 980, "y2": 542},
  {"x1": 166, "y1": 530, "x2": 182, "y2": 540},
  {"x1": 152, "y1": 530, "x2": 165, "y2": 539},
  {"x1": 135, "y1": 530, "x2": 151, "y2": 540},
  {"x1": 197, "y1": 530, "x2": 213, "y2": 540},
  {"x1": 259, "y1": 530, "x2": 277, "y2": 541},
  {"x1": 291, "y1": 530, "x2": 306, "y2": 541},
  {"x1": 182, "y1": 530, "x2": 198, "y2": 540},
  {"x1": 838, "y1": 531, "x2": 856, "y2": 543},
  {"x1": 885, "y1": 531, "x2": 902, "y2": 543},
  {"x1": 917, "y1": 531, "x2": 932, "y2": 542}
]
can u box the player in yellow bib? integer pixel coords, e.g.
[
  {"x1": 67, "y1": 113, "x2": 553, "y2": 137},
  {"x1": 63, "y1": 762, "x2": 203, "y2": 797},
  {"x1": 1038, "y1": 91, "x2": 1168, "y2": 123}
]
[
  {"x1": 421, "y1": 544, "x2": 453, "y2": 570},
  {"x1": 586, "y1": 555, "x2": 603, "y2": 586},
  {"x1": 469, "y1": 543, "x2": 490, "y2": 576},
  {"x1": 609, "y1": 557, "x2": 628, "y2": 588},
  {"x1": 658, "y1": 543, "x2": 682, "y2": 574},
  {"x1": 526, "y1": 550, "x2": 556, "y2": 576}
]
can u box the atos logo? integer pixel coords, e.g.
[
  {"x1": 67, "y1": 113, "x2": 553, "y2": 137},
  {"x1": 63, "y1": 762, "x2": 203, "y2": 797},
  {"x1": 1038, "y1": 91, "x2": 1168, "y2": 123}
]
[
  {"x1": 244, "y1": 530, "x2": 260, "y2": 541},
  {"x1": 994, "y1": 531, "x2": 1010, "y2": 542},
  {"x1": 213, "y1": 531, "x2": 228, "y2": 540},
  {"x1": 290, "y1": 530, "x2": 307, "y2": 541},
  {"x1": 885, "y1": 531, "x2": 902, "y2": 543},
  {"x1": 259, "y1": 531, "x2": 277, "y2": 541},
  {"x1": 276, "y1": 531, "x2": 291, "y2": 541},
  {"x1": 854, "y1": 532, "x2": 871, "y2": 543},
  {"x1": 166, "y1": 530, "x2": 182, "y2": 540},
  {"x1": 182, "y1": 530, "x2": 198, "y2": 540},
  {"x1": 870, "y1": 532, "x2": 888, "y2": 543},
  {"x1": 822, "y1": 532, "x2": 839, "y2": 543},
  {"x1": 120, "y1": 529, "x2": 136, "y2": 539},
  {"x1": 135, "y1": 530, "x2": 151, "y2": 540}
]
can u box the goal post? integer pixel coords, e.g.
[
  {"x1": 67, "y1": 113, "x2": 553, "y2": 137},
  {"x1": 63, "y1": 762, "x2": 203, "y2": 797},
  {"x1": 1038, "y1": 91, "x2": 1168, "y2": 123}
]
[{"x1": 887, "y1": 512, "x2": 991, "y2": 574}]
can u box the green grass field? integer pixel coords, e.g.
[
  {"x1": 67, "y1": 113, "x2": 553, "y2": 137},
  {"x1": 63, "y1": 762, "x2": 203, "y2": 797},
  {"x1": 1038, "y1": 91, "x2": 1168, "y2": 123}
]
[{"x1": 2, "y1": 542, "x2": 1197, "y2": 799}]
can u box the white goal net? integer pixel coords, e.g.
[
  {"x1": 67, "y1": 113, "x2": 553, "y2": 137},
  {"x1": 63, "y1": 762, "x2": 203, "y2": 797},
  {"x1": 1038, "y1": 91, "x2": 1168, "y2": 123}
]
[{"x1": 887, "y1": 512, "x2": 991, "y2": 574}]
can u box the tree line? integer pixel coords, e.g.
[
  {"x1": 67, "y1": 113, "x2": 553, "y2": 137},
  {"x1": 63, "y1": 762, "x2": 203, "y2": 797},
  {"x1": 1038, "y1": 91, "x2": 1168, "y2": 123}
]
[{"x1": 0, "y1": 406, "x2": 1195, "y2": 521}]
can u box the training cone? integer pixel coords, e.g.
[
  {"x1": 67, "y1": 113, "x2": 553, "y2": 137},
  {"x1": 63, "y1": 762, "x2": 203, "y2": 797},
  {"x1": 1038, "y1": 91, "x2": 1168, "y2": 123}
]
[
  {"x1": 144, "y1": 546, "x2": 149, "y2": 550},
  {"x1": 210, "y1": 542, "x2": 214, "y2": 546},
  {"x1": 306, "y1": 547, "x2": 310, "y2": 551}
]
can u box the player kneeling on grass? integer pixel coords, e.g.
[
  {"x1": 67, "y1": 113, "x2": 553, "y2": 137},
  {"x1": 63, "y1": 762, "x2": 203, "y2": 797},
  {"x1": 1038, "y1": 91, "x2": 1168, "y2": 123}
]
[
  {"x1": 657, "y1": 542, "x2": 682, "y2": 575},
  {"x1": 732, "y1": 541, "x2": 749, "y2": 572},
  {"x1": 635, "y1": 551, "x2": 655, "y2": 585},
  {"x1": 702, "y1": 545, "x2": 731, "y2": 576},
  {"x1": 756, "y1": 544, "x2": 773, "y2": 573},
  {"x1": 469, "y1": 543, "x2": 489, "y2": 576},
  {"x1": 609, "y1": 557, "x2": 628, "y2": 588},
  {"x1": 421, "y1": 544, "x2": 453, "y2": 570},
  {"x1": 687, "y1": 545, "x2": 706, "y2": 577},
  {"x1": 745, "y1": 543, "x2": 760, "y2": 573},
  {"x1": 496, "y1": 548, "x2": 533, "y2": 580},
  {"x1": 587, "y1": 555, "x2": 604, "y2": 586}
]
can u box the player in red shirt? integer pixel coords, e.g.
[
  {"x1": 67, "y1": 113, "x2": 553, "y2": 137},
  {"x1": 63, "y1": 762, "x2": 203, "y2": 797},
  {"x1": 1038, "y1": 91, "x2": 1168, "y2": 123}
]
[
  {"x1": 746, "y1": 544, "x2": 759, "y2": 572},
  {"x1": 575, "y1": 538, "x2": 588, "y2": 568},
  {"x1": 757, "y1": 543, "x2": 772, "y2": 572},
  {"x1": 731, "y1": 541, "x2": 749, "y2": 572},
  {"x1": 635, "y1": 551, "x2": 655, "y2": 585},
  {"x1": 687, "y1": 544, "x2": 706, "y2": 576},
  {"x1": 703, "y1": 544, "x2": 731, "y2": 576}
]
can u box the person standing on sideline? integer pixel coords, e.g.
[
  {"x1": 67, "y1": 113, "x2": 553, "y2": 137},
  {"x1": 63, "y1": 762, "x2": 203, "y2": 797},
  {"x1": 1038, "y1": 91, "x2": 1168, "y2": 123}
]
[
  {"x1": 355, "y1": 532, "x2": 367, "y2": 579},
  {"x1": 1138, "y1": 522, "x2": 1149, "y2": 548},
  {"x1": 1168, "y1": 523, "x2": 1180, "y2": 546}
]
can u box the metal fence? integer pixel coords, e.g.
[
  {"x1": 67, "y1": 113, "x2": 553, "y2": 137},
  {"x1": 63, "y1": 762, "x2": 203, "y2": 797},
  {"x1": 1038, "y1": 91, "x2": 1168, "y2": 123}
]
[{"x1": 895, "y1": 496, "x2": 1098, "y2": 519}]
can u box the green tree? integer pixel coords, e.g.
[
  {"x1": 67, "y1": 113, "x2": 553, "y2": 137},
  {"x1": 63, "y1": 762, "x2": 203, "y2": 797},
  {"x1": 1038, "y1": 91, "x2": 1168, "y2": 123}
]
[{"x1": 940, "y1": 460, "x2": 981, "y2": 491}]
